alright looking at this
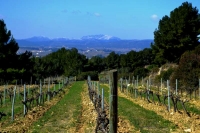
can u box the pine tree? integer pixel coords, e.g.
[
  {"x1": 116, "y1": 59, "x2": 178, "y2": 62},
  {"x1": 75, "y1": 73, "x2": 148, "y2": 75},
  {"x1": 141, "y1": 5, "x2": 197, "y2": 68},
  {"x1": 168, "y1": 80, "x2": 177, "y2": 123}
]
[{"x1": 152, "y1": 2, "x2": 200, "y2": 65}]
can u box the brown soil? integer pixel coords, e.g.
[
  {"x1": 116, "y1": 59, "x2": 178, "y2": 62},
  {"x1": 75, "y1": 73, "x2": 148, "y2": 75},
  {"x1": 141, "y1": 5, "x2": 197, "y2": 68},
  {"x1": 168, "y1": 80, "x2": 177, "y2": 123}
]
[{"x1": 118, "y1": 90, "x2": 200, "y2": 133}]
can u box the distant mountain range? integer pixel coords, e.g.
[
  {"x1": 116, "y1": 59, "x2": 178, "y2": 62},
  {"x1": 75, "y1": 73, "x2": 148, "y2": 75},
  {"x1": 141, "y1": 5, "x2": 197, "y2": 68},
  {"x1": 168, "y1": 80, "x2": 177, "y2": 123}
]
[
  {"x1": 81, "y1": 34, "x2": 121, "y2": 40},
  {"x1": 16, "y1": 35, "x2": 154, "y2": 51}
]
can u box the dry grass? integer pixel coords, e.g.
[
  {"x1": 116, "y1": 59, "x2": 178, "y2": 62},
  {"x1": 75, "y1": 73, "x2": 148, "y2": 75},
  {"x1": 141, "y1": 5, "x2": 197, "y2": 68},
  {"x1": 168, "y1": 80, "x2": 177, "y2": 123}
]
[
  {"x1": 118, "y1": 89, "x2": 200, "y2": 132},
  {"x1": 78, "y1": 83, "x2": 97, "y2": 133}
]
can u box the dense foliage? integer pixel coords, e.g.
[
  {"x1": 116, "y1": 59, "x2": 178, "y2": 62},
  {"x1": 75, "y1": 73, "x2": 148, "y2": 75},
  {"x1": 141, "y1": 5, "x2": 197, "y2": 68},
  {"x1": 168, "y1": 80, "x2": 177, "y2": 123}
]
[
  {"x1": 0, "y1": 20, "x2": 32, "y2": 83},
  {"x1": 151, "y1": 2, "x2": 200, "y2": 65},
  {"x1": 31, "y1": 47, "x2": 87, "y2": 81},
  {"x1": 170, "y1": 46, "x2": 200, "y2": 97}
]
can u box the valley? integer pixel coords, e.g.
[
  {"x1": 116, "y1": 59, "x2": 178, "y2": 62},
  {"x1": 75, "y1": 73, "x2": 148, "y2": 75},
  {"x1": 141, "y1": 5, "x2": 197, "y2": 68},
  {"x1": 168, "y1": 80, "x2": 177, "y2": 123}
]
[{"x1": 16, "y1": 35, "x2": 153, "y2": 58}]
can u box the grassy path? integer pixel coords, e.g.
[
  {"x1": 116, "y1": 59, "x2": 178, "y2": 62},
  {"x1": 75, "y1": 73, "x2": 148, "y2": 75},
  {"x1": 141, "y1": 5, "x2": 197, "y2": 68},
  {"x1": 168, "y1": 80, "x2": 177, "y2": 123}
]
[
  {"x1": 101, "y1": 85, "x2": 178, "y2": 133},
  {"x1": 28, "y1": 81, "x2": 84, "y2": 133}
]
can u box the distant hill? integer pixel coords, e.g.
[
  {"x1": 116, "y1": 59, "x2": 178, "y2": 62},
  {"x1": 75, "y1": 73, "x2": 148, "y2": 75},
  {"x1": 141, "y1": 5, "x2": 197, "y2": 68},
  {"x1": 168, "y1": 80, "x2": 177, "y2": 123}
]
[{"x1": 16, "y1": 35, "x2": 153, "y2": 51}]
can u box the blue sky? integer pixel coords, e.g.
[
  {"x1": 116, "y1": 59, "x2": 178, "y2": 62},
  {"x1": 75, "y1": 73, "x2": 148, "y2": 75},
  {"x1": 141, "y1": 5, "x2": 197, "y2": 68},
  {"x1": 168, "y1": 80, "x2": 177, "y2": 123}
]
[{"x1": 0, "y1": 0, "x2": 200, "y2": 39}]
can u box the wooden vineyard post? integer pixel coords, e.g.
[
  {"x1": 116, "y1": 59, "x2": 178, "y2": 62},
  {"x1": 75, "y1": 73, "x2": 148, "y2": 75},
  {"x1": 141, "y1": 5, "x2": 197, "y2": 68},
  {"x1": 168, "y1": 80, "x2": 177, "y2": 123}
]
[
  {"x1": 109, "y1": 70, "x2": 118, "y2": 133},
  {"x1": 102, "y1": 88, "x2": 104, "y2": 111},
  {"x1": 24, "y1": 84, "x2": 26, "y2": 116},
  {"x1": 87, "y1": 76, "x2": 90, "y2": 87},
  {"x1": 149, "y1": 76, "x2": 151, "y2": 88},
  {"x1": 11, "y1": 86, "x2": 16, "y2": 121}
]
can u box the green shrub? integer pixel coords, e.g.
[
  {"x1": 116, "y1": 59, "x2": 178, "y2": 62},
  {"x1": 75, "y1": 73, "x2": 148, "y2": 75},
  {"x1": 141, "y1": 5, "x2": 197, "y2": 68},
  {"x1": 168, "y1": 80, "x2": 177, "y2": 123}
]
[
  {"x1": 155, "y1": 67, "x2": 174, "y2": 82},
  {"x1": 133, "y1": 67, "x2": 149, "y2": 79},
  {"x1": 147, "y1": 65, "x2": 159, "y2": 74}
]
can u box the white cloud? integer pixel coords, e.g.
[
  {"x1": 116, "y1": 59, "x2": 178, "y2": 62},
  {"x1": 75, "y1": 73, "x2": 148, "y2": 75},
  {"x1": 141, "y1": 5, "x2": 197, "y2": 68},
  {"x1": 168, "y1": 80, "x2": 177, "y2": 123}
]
[
  {"x1": 94, "y1": 13, "x2": 101, "y2": 17},
  {"x1": 151, "y1": 14, "x2": 159, "y2": 21}
]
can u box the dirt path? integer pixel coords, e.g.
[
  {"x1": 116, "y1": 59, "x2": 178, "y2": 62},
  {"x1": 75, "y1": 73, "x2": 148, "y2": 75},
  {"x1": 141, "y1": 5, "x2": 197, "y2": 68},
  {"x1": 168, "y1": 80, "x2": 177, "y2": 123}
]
[
  {"x1": 77, "y1": 83, "x2": 97, "y2": 132},
  {"x1": 118, "y1": 90, "x2": 200, "y2": 132}
]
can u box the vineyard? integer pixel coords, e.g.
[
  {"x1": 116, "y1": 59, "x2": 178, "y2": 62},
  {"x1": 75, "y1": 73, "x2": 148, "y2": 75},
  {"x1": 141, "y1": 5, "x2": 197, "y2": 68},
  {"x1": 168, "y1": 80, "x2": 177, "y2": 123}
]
[
  {"x1": 0, "y1": 71, "x2": 200, "y2": 132},
  {"x1": 116, "y1": 78, "x2": 200, "y2": 132},
  {"x1": 0, "y1": 77, "x2": 74, "y2": 132}
]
